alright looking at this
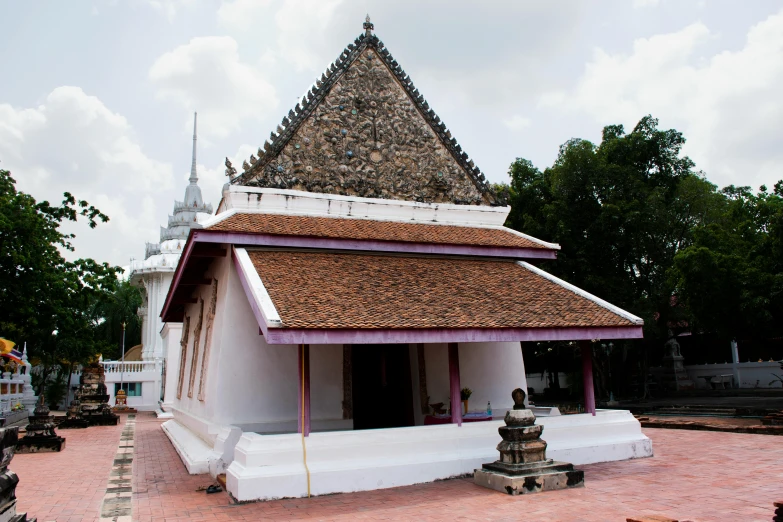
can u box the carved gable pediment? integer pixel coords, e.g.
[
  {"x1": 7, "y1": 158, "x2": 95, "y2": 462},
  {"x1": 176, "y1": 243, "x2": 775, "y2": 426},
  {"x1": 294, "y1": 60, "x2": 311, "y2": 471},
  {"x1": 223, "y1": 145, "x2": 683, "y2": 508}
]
[{"x1": 231, "y1": 25, "x2": 497, "y2": 206}]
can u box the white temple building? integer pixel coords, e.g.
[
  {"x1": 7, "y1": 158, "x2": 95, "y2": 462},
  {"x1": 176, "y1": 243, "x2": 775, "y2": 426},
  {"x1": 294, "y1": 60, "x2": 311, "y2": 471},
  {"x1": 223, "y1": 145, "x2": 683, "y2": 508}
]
[
  {"x1": 126, "y1": 113, "x2": 213, "y2": 411},
  {"x1": 157, "y1": 20, "x2": 652, "y2": 502}
]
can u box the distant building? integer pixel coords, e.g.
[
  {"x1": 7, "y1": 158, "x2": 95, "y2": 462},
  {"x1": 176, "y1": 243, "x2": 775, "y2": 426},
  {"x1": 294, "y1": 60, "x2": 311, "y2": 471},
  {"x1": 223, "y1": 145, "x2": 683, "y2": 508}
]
[{"x1": 126, "y1": 114, "x2": 212, "y2": 409}]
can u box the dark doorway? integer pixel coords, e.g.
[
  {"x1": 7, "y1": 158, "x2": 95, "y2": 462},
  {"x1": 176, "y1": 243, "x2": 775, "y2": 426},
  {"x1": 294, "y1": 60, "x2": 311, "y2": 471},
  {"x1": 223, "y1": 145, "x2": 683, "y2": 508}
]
[{"x1": 352, "y1": 344, "x2": 414, "y2": 430}]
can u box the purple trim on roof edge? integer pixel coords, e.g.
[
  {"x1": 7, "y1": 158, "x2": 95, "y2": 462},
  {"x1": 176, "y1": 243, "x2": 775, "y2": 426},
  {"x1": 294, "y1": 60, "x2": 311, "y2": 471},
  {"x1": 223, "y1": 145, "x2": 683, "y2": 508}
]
[
  {"x1": 259, "y1": 326, "x2": 643, "y2": 345},
  {"x1": 193, "y1": 230, "x2": 557, "y2": 259}
]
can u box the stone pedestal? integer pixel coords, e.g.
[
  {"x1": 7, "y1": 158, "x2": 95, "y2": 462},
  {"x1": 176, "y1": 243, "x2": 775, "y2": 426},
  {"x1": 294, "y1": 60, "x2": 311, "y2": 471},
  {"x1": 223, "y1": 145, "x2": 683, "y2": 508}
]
[
  {"x1": 0, "y1": 427, "x2": 36, "y2": 521},
  {"x1": 60, "y1": 363, "x2": 118, "y2": 428},
  {"x1": 474, "y1": 388, "x2": 584, "y2": 496},
  {"x1": 15, "y1": 398, "x2": 65, "y2": 453},
  {"x1": 659, "y1": 355, "x2": 694, "y2": 391}
]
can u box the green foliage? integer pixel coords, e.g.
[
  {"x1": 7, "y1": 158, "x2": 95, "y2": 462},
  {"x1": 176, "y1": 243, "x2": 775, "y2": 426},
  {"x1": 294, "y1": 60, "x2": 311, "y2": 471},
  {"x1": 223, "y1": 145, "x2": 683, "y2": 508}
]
[
  {"x1": 506, "y1": 116, "x2": 722, "y2": 341},
  {"x1": 91, "y1": 280, "x2": 143, "y2": 360},
  {"x1": 0, "y1": 168, "x2": 121, "y2": 393},
  {"x1": 671, "y1": 184, "x2": 783, "y2": 339},
  {"x1": 504, "y1": 115, "x2": 783, "y2": 358}
]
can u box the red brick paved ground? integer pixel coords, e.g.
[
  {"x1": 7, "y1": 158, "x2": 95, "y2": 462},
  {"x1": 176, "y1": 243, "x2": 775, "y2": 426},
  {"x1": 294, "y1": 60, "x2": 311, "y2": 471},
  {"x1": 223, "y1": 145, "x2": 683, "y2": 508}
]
[
  {"x1": 13, "y1": 412, "x2": 783, "y2": 521},
  {"x1": 13, "y1": 416, "x2": 125, "y2": 522}
]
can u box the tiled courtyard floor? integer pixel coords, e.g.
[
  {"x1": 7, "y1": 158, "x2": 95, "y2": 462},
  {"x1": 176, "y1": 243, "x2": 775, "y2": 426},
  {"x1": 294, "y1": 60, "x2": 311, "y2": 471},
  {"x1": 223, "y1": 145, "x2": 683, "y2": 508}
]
[
  {"x1": 12, "y1": 412, "x2": 783, "y2": 521},
  {"x1": 14, "y1": 417, "x2": 124, "y2": 521}
]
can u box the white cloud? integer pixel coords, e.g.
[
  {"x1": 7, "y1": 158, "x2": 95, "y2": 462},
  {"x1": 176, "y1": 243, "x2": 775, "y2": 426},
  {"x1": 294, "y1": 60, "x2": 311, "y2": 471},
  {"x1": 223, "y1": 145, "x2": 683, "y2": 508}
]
[
  {"x1": 633, "y1": 0, "x2": 660, "y2": 8},
  {"x1": 218, "y1": 0, "x2": 344, "y2": 72},
  {"x1": 217, "y1": 0, "x2": 273, "y2": 32},
  {"x1": 274, "y1": 0, "x2": 344, "y2": 71},
  {"x1": 503, "y1": 115, "x2": 532, "y2": 132},
  {"x1": 0, "y1": 86, "x2": 173, "y2": 265},
  {"x1": 145, "y1": 0, "x2": 195, "y2": 21},
  {"x1": 540, "y1": 11, "x2": 783, "y2": 190},
  {"x1": 149, "y1": 36, "x2": 279, "y2": 140}
]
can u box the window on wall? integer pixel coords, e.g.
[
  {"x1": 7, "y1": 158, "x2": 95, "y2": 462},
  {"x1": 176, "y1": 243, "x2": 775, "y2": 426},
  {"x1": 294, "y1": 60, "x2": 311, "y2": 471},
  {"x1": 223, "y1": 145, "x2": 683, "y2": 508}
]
[{"x1": 115, "y1": 382, "x2": 142, "y2": 397}]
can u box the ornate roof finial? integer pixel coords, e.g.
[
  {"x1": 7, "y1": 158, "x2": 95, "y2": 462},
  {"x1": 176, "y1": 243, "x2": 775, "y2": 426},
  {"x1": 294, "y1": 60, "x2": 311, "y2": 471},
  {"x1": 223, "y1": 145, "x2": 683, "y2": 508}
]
[
  {"x1": 189, "y1": 112, "x2": 198, "y2": 184},
  {"x1": 225, "y1": 157, "x2": 237, "y2": 178},
  {"x1": 363, "y1": 14, "x2": 373, "y2": 37}
]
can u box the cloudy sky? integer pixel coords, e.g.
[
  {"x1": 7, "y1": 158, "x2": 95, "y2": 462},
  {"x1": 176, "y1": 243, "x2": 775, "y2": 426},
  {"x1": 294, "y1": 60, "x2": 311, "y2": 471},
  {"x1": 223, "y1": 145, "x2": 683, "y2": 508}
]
[{"x1": 1, "y1": 0, "x2": 782, "y2": 267}]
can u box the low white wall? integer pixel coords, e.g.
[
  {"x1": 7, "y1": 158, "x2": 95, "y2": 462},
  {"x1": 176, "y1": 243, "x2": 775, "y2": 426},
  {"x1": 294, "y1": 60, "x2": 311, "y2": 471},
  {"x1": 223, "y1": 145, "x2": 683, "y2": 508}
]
[
  {"x1": 524, "y1": 372, "x2": 568, "y2": 394},
  {"x1": 679, "y1": 361, "x2": 782, "y2": 389},
  {"x1": 226, "y1": 409, "x2": 651, "y2": 502},
  {"x1": 104, "y1": 370, "x2": 161, "y2": 411},
  {"x1": 424, "y1": 342, "x2": 528, "y2": 416}
]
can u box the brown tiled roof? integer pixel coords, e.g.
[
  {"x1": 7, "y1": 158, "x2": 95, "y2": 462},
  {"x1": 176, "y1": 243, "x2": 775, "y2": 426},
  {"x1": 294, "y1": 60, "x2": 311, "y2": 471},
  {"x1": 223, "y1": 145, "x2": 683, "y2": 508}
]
[
  {"x1": 208, "y1": 213, "x2": 551, "y2": 250},
  {"x1": 247, "y1": 250, "x2": 636, "y2": 329}
]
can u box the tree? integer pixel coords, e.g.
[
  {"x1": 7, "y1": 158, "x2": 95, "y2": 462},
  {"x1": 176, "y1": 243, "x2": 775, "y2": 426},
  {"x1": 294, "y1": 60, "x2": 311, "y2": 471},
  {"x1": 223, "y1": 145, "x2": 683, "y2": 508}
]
[
  {"x1": 91, "y1": 280, "x2": 143, "y2": 360},
  {"x1": 671, "y1": 183, "x2": 783, "y2": 340},
  {"x1": 505, "y1": 116, "x2": 730, "y2": 397},
  {"x1": 507, "y1": 116, "x2": 722, "y2": 339},
  {"x1": 0, "y1": 168, "x2": 119, "y2": 398}
]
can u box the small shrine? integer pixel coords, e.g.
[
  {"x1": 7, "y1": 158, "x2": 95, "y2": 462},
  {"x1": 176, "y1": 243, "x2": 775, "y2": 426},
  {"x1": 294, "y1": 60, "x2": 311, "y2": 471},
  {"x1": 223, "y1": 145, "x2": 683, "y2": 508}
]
[
  {"x1": 15, "y1": 395, "x2": 65, "y2": 453},
  {"x1": 0, "y1": 425, "x2": 36, "y2": 521},
  {"x1": 111, "y1": 389, "x2": 137, "y2": 414},
  {"x1": 474, "y1": 389, "x2": 584, "y2": 495},
  {"x1": 60, "y1": 362, "x2": 119, "y2": 428}
]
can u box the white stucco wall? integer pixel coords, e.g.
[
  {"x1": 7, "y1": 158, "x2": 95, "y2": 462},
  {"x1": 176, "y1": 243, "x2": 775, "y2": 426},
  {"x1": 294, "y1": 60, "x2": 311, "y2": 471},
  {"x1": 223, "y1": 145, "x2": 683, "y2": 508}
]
[
  {"x1": 104, "y1": 369, "x2": 161, "y2": 411},
  {"x1": 133, "y1": 271, "x2": 176, "y2": 361},
  {"x1": 683, "y1": 361, "x2": 783, "y2": 389},
  {"x1": 160, "y1": 322, "x2": 183, "y2": 411},
  {"x1": 423, "y1": 342, "x2": 528, "y2": 416},
  {"x1": 170, "y1": 250, "x2": 350, "y2": 440}
]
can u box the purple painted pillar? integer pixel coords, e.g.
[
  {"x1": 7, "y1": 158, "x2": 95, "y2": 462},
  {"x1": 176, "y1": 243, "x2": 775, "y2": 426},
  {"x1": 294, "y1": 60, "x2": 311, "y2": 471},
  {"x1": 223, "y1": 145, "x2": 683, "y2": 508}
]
[
  {"x1": 580, "y1": 340, "x2": 596, "y2": 416},
  {"x1": 298, "y1": 344, "x2": 311, "y2": 436},
  {"x1": 448, "y1": 342, "x2": 462, "y2": 426}
]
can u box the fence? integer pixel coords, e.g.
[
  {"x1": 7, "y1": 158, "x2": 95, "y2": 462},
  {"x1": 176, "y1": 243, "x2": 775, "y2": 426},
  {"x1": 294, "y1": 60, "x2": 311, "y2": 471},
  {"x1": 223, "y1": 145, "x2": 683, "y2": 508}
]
[
  {"x1": 0, "y1": 356, "x2": 36, "y2": 423},
  {"x1": 101, "y1": 361, "x2": 160, "y2": 374}
]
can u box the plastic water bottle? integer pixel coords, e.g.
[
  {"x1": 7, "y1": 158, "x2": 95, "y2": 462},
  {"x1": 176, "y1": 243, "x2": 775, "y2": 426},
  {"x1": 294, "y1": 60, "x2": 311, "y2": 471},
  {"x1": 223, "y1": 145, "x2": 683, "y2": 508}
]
[{"x1": 486, "y1": 401, "x2": 492, "y2": 417}]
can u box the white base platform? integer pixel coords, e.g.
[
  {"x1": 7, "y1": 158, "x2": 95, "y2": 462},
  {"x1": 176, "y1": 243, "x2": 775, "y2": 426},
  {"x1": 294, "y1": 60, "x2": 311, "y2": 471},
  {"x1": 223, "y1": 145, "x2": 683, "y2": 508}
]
[
  {"x1": 155, "y1": 409, "x2": 174, "y2": 419},
  {"x1": 161, "y1": 419, "x2": 219, "y2": 475},
  {"x1": 1, "y1": 410, "x2": 30, "y2": 426},
  {"x1": 225, "y1": 409, "x2": 652, "y2": 502}
]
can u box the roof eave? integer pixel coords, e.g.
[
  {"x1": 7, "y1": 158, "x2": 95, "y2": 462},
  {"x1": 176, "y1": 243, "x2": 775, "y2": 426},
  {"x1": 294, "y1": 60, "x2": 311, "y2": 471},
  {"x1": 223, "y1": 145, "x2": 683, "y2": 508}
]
[{"x1": 259, "y1": 325, "x2": 644, "y2": 345}]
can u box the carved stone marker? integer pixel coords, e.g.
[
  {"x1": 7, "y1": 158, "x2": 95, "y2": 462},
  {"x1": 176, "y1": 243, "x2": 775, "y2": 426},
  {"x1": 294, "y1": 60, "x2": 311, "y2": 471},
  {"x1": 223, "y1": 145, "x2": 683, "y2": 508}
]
[
  {"x1": 473, "y1": 388, "x2": 584, "y2": 495},
  {"x1": 0, "y1": 426, "x2": 36, "y2": 521},
  {"x1": 15, "y1": 395, "x2": 65, "y2": 453}
]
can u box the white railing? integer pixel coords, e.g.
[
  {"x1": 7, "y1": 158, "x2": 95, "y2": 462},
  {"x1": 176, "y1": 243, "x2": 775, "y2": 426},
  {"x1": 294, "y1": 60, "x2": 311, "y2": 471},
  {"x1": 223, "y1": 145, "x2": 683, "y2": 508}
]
[
  {"x1": 0, "y1": 363, "x2": 33, "y2": 417},
  {"x1": 0, "y1": 378, "x2": 25, "y2": 413},
  {"x1": 101, "y1": 361, "x2": 160, "y2": 374}
]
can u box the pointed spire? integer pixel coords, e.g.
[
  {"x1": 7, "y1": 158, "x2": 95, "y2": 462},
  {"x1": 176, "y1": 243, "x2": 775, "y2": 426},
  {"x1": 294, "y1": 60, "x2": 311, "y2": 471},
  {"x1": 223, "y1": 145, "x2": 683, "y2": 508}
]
[
  {"x1": 189, "y1": 112, "x2": 198, "y2": 185},
  {"x1": 363, "y1": 14, "x2": 374, "y2": 37}
]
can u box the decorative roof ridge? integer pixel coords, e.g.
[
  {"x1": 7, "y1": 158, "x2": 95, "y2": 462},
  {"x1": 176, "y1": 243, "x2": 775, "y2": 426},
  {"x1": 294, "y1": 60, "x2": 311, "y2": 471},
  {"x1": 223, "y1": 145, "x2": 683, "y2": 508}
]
[{"x1": 227, "y1": 25, "x2": 498, "y2": 205}]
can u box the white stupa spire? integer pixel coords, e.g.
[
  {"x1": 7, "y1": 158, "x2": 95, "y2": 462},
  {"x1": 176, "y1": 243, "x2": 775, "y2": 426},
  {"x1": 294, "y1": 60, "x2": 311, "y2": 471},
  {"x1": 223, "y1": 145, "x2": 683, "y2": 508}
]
[{"x1": 189, "y1": 112, "x2": 198, "y2": 184}]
